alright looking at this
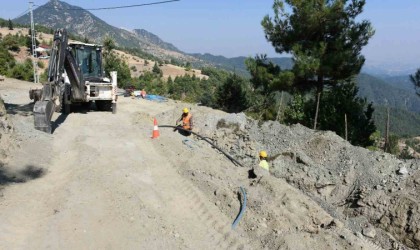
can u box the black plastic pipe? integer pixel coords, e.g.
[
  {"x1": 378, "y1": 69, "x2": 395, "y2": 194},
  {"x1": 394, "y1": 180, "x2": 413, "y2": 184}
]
[{"x1": 158, "y1": 125, "x2": 246, "y2": 168}]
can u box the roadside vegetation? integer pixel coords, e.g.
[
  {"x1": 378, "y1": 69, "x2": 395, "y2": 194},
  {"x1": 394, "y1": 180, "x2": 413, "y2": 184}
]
[
  {"x1": 0, "y1": 32, "x2": 35, "y2": 82},
  {"x1": 0, "y1": 4, "x2": 418, "y2": 157},
  {"x1": 102, "y1": 0, "x2": 379, "y2": 149}
]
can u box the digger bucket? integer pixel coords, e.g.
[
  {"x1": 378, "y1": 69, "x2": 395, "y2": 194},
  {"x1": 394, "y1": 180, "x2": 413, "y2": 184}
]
[{"x1": 33, "y1": 100, "x2": 55, "y2": 133}]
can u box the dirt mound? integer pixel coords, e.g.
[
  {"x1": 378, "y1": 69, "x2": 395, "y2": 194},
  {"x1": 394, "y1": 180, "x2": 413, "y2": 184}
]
[
  {"x1": 1, "y1": 78, "x2": 417, "y2": 249},
  {"x1": 0, "y1": 95, "x2": 14, "y2": 166},
  {"x1": 166, "y1": 108, "x2": 420, "y2": 249}
]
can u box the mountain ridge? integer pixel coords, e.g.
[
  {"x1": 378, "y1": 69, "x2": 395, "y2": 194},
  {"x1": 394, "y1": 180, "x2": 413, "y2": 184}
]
[
  {"x1": 11, "y1": 0, "x2": 420, "y2": 118},
  {"x1": 14, "y1": 0, "x2": 188, "y2": 61}
]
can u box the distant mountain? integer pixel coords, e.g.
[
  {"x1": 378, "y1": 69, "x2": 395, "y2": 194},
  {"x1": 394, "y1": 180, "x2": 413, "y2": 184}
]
[
  {"x1": 372, "y1": 106, "x2": 420, "y2": 137},
  {"x1": 14, "y1": 0, "x2": 187, "y2": 60},
  {"x1": 362, "y1": 62, "x2": 419, "y2": 77},
  {"x1": 356, "y1": 73, "x2": 420, "y2": 114},
  {"x1": 133, "y1": 29, "x2": 179, "y2": 52},
  {"x1": 190, "y1": 53, "x2": 293, "y2": 75},
  {"x1": 379, "y1": 75, "x2": 414, "y2": 91},
  {"x1": 356, "y1": 74, "x2": 420, "y2": 136}
]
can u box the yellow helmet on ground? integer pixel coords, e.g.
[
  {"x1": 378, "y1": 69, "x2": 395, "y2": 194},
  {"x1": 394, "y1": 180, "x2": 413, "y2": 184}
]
[
  {"x1": 183, "y1": 108, "x2": 189, "y2": 114},
  {"x1": 259, "y1": 150, "x2": 267, "y2": 158}
]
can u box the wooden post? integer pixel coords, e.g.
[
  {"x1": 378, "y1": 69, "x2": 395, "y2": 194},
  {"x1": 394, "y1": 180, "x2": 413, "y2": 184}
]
[
  {"x1": 344, "y1": 113, "x2": 348, "y2": 141},
  {"x1": 384, "y1": 107, "x2": 390, "y2": 152},
  {"x1": 276, "y1": 91, "x2": 284, "y2": 122},
  {"x1": 313, "y1": 92, "x2": 321, "y2": 130}
]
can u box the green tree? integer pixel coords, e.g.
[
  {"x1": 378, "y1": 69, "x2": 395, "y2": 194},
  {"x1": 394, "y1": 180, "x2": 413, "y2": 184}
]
[
  {"x1": 0, "y1": 45, "x2": 16, "y2": 75},
  {"x1": 152, "y1": 62, "x2": 162, "y2": 75},
  {"x1": 410, "y1": 68, "x2": 420, "y2": 97},
  {"x1": 185, "y1": 62, "x2": 192, "y2": 71},
  {"x1": 8, "y1": 19, "x2": 13, "y2": 30},
  {"x1": 2, "y1": 34, "x2": 20, "y2": 52},
  {"x1": 387, "y1": 134, "x2": 400, "y2": 155},
  {"x1": 246, "y1": 55, "x2": 294, "y2": 120},
  {"x1": 167, "y1": 75, "x2": 173, "y2": 84},
  {"x1": 103, "y1": 36, "x2": 116, "y2": 55},
  {"x1": 262, "y1": 0, "x2": 374, "y2": 128},
  {"x1": 311, "y1": 82, "x2": 376, "y2": 147},
  {"x1": 215, "y1": 73, "x2": 251, "y2": 113},
  {"x1": 9, "y1": 58, "x2": 33, "y2": 81},
  {"x1": 102, "y1": 37, "x2": 131, "y2": 88},
  {"x1": 284, "y1": 93, "x2": 306, "y2": 124}
]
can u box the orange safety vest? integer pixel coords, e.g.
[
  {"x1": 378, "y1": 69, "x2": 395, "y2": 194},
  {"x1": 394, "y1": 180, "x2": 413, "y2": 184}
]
[{"x1": 182, "y1": 113, "x2": 192, "y2": 130}]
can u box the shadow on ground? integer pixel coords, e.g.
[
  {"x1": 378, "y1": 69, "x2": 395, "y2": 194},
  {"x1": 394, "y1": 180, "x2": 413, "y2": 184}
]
[
  {"x1": 0, "y1": 164, "x2": 46, "y2": 186},
  {"x1": 5, "y1": 102, "x2": 34, "y2": 117},
  {"x1": 51, "y1": 112, "x2": 68, "y2": 134},
  {"x1": 51, "y1": 102, "x2": 93, "y2": 133}
]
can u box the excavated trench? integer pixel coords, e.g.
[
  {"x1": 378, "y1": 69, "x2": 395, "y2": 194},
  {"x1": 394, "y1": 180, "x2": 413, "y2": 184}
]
[{"x1": 156, "y1": 108, "x2": 420, "y2": 250}]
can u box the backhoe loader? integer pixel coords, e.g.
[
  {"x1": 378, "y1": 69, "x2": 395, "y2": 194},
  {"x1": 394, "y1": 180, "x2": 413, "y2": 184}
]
[{"x1": 31, "y1": 29, "x2": 117, "y2": 133}]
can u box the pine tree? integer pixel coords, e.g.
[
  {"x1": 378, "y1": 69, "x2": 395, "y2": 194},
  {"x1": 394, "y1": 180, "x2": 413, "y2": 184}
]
[
  {"x1": 410, "y1": 68, "x2": 420, "y2": 97},
  {"x1": 245, "y1": 55, "x2": 294, "y2": 120},
  {"x1": 262, "y1": 0, "x2": 375, "y2": 128},
  {"x1": 152, "y1": 62, "x2": 161, "y2": 75},
  {"x1": 313, "y1": 82, "x2": 376, "y2": 147},
  {"x1": 8, "y1": 19, "x2": 13, "y2": 30},
  {"x1": 215, "y1": 74, "x2": 251, "y2": 113}
]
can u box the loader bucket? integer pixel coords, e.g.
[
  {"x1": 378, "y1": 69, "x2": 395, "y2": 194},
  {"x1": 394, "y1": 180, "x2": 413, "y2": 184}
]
[{"x1": 33, "y1": 100, "x2": 55, "y2": 133}]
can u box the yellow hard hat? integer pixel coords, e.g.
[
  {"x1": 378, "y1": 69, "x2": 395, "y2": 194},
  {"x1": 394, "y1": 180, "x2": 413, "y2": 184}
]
[
  {"x1": 183, "y1": 108, "x2": 189, "y2": 113},
  {"x1": 259, "y1": 150, "x2": 267, "y2": 158}
]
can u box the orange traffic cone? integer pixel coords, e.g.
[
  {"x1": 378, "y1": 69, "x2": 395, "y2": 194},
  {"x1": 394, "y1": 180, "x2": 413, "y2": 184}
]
[{"x1": 151, "y1": 118, "x2": 160, "y2": 139}]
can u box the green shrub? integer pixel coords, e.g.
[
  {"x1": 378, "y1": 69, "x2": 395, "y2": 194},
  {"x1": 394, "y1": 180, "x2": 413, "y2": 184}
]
[
  {"x1": 37, "y1": 60, "x2": 45, "y2": 69},
  {"x1": 8, "y1": 58, "x2": 33, "y2": 81}
]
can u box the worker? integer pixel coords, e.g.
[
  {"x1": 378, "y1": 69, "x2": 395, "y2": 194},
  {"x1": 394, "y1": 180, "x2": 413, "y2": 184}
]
[
  {"x1": 258, "y1": 150, "x2": 270, "y2": 172},
  {"x1": 250, "y1": 150, "x2": 270, "y2": 185},
  {"x1": 141, "y1": 89, "x2": 147, "y2": 99},
  {"x1": 176, "y1": 108, "x2": 193, "y2": 136}
]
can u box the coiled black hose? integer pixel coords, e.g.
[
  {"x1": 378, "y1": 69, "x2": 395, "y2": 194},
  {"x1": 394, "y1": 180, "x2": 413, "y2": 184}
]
[
  {"x1": 159, "y1": 125, "x2": 246, "y2": 168},
  {"x1": 159, "y1": 125, "x2": 248, "y2": 229}
]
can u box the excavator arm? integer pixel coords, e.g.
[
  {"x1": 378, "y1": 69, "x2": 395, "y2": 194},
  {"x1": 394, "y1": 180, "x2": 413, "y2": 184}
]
[{"x1": 33, "y1": 29, "x2": 85, "y2": 133}]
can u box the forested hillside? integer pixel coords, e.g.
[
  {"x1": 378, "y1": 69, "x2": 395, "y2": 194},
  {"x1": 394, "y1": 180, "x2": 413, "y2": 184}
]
[
  {"x1": 373, "y1": 106, "x2": 420, "y2": 137},
  {"x1": 357, "y1": 73, "x2": 420, "y2": 113},
  {"x1": 382, "y1": 75, "x2": 415, "y2": 91},
  {"x1": 190, "y1": 53, "x2": 293, "y2": 76}
]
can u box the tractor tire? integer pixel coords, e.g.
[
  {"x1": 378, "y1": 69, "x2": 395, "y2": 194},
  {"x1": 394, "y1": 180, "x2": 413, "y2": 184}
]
[{"x1": 62, "y1": 85, "x2": 71, "y2": 114}]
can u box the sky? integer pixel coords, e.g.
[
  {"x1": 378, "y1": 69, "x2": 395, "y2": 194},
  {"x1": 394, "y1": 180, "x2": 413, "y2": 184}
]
[{"x1": 1, "y1": 0, "x2": 420, "y2": 68}]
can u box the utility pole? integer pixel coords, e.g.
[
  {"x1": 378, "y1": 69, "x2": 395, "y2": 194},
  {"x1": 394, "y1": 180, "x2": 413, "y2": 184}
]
[
  {"x1": 30, "y1": 1, "x2": 38, "y2": 83},
  {"x1": 276, "y1": 91, "x2": 284, "y2": 122},
  {"x1": 384, "y1": 107, "x2": 390, "y2": 152},
  {"x1": 313, "y1": 92, "x2": 321, "y2": 130},
  {"x1": 344, "y1": 113, "x2": 348, "y2": 141}
]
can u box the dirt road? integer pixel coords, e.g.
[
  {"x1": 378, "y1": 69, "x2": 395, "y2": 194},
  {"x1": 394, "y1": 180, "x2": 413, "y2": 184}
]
[{"x1": 0, "y1": 78, "x2": 381, "y2": 249}]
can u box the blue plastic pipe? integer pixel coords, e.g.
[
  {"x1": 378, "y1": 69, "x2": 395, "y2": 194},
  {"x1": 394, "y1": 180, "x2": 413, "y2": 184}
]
[{"x1": 232, "y1": 186, "x2": 247, "y2": 229}]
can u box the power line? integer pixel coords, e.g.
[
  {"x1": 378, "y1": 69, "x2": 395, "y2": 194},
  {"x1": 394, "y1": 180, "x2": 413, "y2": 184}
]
[
  {"x1": 34, "y1": 0, "x2": 180, "y2": 11},
  {"x1": 13, "y1": 8, "x2": 30, "y2": 20}
]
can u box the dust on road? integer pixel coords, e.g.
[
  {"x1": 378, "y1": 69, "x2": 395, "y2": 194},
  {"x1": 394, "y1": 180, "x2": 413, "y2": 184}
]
[{"x1": 0, "y1": 78, "x2": 389, "y2": 249}]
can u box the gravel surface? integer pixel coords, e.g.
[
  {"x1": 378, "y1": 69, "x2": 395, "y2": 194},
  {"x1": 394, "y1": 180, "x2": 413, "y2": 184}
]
[{"x1": 2, "y1": 77, "x2": 418, "y2": 249}]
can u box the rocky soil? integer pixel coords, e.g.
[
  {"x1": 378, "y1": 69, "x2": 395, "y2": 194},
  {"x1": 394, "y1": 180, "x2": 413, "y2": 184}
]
[
  {"x1": 157, "y1": 108, "x2": 419, "y2": 249},
  {"x1": 1, "y1": 77, "x2": 419, "y2": 249},
  {"x1": 0, "y1": 94, "x2": 14, "y2": 170}
]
